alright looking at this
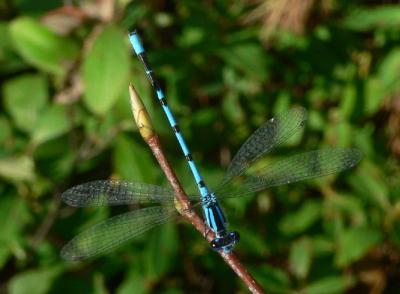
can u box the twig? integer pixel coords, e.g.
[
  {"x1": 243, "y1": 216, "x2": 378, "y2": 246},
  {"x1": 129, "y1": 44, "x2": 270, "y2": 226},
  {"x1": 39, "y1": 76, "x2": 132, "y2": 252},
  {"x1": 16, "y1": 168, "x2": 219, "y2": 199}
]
[
  {"x1": 31, "y1": 190, "x2": 62, "y2": 247},
  {"x1": 129, "y1": 84, "x2": 266, "y2": 294}
]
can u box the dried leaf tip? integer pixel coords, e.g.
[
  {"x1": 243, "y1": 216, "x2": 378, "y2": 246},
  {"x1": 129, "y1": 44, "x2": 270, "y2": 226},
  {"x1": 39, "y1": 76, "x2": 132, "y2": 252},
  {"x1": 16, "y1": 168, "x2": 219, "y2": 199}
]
[{"x1": 128, "y1": 83, "x2": 155, "y2": 140}]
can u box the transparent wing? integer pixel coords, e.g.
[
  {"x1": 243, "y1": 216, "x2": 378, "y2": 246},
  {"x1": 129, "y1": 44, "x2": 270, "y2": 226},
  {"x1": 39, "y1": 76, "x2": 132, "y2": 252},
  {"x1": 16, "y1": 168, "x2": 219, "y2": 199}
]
[
  {"x1": 60, "y1": 205, "x2": 176, "y2": 261},
  {"x1": 225, "y1": 107, "x2": 307, "y2": 179},
  {"x1": 62, "y1": 180, "x2": 175, "y2": 207},
  {"x1": 216, "y1": 148, "x2": 362, "y2": 198}
]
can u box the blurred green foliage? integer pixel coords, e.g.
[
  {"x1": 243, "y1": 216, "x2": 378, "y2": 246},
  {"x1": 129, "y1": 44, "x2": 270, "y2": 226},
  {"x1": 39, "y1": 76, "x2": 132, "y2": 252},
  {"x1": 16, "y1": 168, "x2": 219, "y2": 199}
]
[{"x1": 1, "y1": 0, "x2": 400, "y2": 293}]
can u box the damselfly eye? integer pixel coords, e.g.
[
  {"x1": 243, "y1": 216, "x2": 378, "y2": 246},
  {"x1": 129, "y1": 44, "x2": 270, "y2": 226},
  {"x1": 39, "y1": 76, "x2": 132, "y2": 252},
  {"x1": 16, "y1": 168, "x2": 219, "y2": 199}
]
[
  {"x1": 229, "y1": 231, "x2": 240, "y2": 244},
  {"x1": 210, "y1": 238, "x2": 223, "y2": 250}
]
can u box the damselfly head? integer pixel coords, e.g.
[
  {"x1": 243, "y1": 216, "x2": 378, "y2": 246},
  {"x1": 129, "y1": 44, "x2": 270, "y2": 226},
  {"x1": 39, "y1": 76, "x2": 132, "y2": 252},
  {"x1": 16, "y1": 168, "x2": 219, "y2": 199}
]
[{"x1": 210, "y1": 231, "x2": 240, "y2": 253}]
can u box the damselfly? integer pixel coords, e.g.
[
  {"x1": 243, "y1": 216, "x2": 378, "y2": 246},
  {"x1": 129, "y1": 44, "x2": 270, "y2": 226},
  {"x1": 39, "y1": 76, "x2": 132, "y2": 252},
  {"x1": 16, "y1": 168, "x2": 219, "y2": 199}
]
[{"x1": 60, "y1": 33, "x2": 362, "y2": 261}]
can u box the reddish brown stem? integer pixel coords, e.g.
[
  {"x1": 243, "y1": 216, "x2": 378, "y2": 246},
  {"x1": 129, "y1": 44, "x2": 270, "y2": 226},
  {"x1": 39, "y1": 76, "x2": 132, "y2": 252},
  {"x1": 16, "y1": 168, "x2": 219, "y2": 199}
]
[
  {"x1": 147, "y1": 136, "x2": 266, "y2": 294},
  {"x1": 129, "y1": 84, "x2": 265, "y2": 293}
]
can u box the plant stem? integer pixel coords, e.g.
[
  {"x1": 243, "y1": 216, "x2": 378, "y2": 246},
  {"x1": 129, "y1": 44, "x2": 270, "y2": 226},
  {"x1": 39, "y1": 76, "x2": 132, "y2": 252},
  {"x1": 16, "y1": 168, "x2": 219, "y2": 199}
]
[{"x1": 129, "y1": 84, "x2": 266, "y2": 294}]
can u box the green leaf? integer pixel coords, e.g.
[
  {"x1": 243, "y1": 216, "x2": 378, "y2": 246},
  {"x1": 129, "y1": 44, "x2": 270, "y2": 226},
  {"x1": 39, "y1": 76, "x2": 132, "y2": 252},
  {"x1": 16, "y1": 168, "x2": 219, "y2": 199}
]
[
  {"x1": 9, "y1": 17, "x2": 78, "y2": 75},
  {"x1": 178, "y1": 26, "x2": 205, "y2": 47},
  {"x1": 238, "y1": 227, "x2": 269, "y2": 256},
  {"x1": 222, "y1": 91, "x2": 245, "y2": 123},
  {"x1": 341, "y1": 6, "x2": 400, "y2": 31},
  {"x1": 117, "y1": 266, "x2": 147, "y2": 294},
  {"x1": 331, "y1": 121, "x2": 352, "y2": 147},
  {"x1": 327, "y1": 193, "x2": 364, "y2": 217},
  {"x1": 302, "y1": 276, "x2": 355, "y2": 294},
  {"x1": 339, "y1": 84, "x2": 356, "y2": 120},
  {"x1": 112, "y1": 134, "x2": 157, "y2": 182},
  {"x1": 93, "y1": 273, "x2": 108, "y2": 294},
  {"x1": 377, "y1": 48, "x2": 400, "y2": 93},
  {"x1": 308, "y1": 109, "x2": 325, "y2": 131},
  {"x1": 311, "y1": 236, "x2": 335, "y2": 256},
  {"x1": 144, "y1": 222, "x2": 178, "y2": 280},
  {"x1": 252, "y1": 264, "x2": 291, "y2": 293},
  {"x1": 289, "y1": 238, "x2": 312, "y2": 280},
  {"x1": 0, "y1": 116, "x2": 12, "y2": 144},
  {"x1": 336, "y1": 226, "x2": 382, "y2": 267},
  {"x1": 0, "y1": 21, "x2": 26, "y2": 73},
  {"x1": 349, "y1": 161, "x2": 389, "y2": 209},
  {"x1": 219, "y1": 44, "x2": 269, "y2": 81},
  {"x1": 0, "y1": 193, "x2": 31, "y2": 268},
  {"x1": 279, "y1": 200, "x2": 321, "y2": 235},
  {"x1": 0, "y1": 156, "x2": 34, "y2": 182},
  {"x1": 8, "y1": 267, "x2": 62, "y2": 294},
  {"x1": 82, "y1": 25, "x2": 130, "y2": 115},
  {"x1": 192, "y1": 108, "x2": 218, "y2": 126},
  {"x1": 2, "y1": 73, "x2": 48, "y2": 132},
  {"x1": 32, "y1": 104, "x2": 72, "y2": 145},
  {"x1": 364, "y1": 77, "x2": 386, "y2": 116},
  {"x1": 0, "y1": 21, "x2": 13, "y2": 59}
]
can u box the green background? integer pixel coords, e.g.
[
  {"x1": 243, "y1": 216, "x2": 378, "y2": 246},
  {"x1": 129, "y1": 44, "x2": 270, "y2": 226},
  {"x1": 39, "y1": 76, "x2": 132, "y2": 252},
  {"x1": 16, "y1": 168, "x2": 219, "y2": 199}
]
[{"x1": 1, "y1": 0, "x2": 400, "y2": 293}]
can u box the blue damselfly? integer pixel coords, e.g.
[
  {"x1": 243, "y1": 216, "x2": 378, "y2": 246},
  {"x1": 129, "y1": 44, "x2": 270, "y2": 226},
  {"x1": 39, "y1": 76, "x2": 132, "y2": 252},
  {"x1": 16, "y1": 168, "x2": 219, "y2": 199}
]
[{"x1": 60, "y1": 32, "x2": 362, "y2": 261}]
